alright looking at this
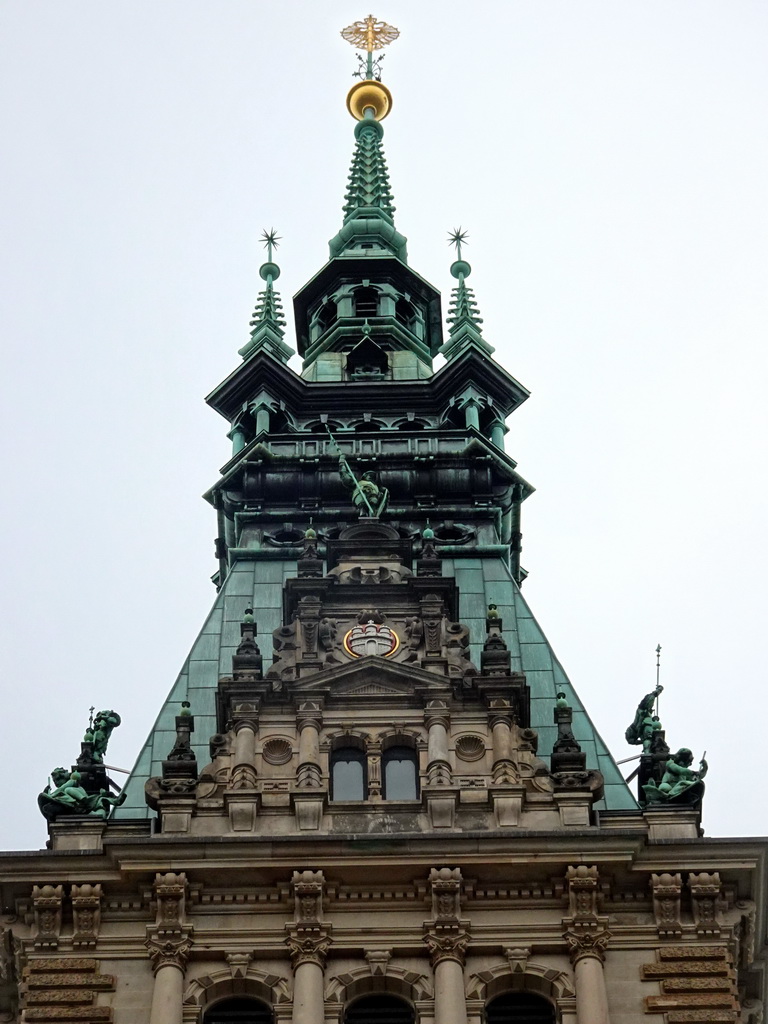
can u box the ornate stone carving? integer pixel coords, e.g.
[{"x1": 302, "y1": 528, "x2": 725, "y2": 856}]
[
  {"x1": 423, "y1": 929, "x2": 469, "y2": 967},
  {"x1": 146, "y1": 872, "x2": 192, "y2": 976},
  {"x1": 364, "y1": 949, "x2": 391, "y2": 976},
  {"x1": 292, "y1": 870, "x2": 324, "y2": 924},
  {"x1": 145, "y1": 934, "x2": 192, "y2": 974},
  {"x1": 286, "y1": 933, "x2": 330, "y2": 970},
  {"x1": 564, "y1": 928, "x2": 611, "y2": 965},
  {"x1": 226, "y1": 952, "x2": 252, "y2": 979},
  {"x1": 688, "y1": 872, "x2": 722, "y2": 938},
  {"x1": 651, "y1": 872, "x2": 683, "y2": 939},
  {"x1": 32, "y1": 885, "x2": 63, "y2": 950},
  {"x1": 71, "y1": 884, "x2": 102, "y2": 948},
  {"x1": 565, "y1": 865, "x2": 600, "y2": 924},
  {"x1": 429, "y1": 867, "x2": 462, "y2": 922}
]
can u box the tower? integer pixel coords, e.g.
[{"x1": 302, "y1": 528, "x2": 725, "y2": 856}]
[{"x1": 0, "y1": 17, "x2": 766, "y2": 1024}]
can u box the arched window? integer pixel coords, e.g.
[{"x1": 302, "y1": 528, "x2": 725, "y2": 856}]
[
  {"x1": 354, "y1": 287, "x2": 379, "y2": 317},
  {"x1": 345, "y1": 994, "x2": 414, "y2": 1024},
  {"x1": 331, "y1": 747, "x2": 367, "y2": 801},
  {"x1": 203, "y1": 996, "x2": 273, "y2": 1023},
  {"x1": 395, "y1": 297, "x2": 414, "y2": 328},
  {"x1": 316, "y1": 300, "x2": 337, "y2": 335},
  {"x1": 382, "y1": 746, "x2": 419, "y2": 800},
  {"x1": 485, "y1": 992, "x2": 555, "y2": 1024}
]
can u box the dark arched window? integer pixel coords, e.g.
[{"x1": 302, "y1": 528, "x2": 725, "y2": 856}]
[
  {"x1": 485, "y1": 992, "x2": 555, "y2": 1024},
  {"x1": 382, "y1": 746, "x2": 418, "y2": 800},
  {"x1": 354, "y1": 287, "x2": 379, "y2": 317},
  {"x1": 331, "y1": 747, "x2": 366, "y2": 801},
  {"x1": 316, "y1": 300, "x2": 337, "y2": 335},
  {"x1": 345, "y1": 995, "x2": 414, "y2": 1024},
  {"x1": 395, "y1": 297, "x2": 414, "y2": 327},
  {"x1": 204, "y1": 997, "x2": 273, "y2": 1023}
]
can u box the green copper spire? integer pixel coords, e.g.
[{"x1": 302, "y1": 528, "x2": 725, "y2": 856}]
[
  {"x1": 342, "y1": 117, "x2": 396, "y2": 222},
  {"x1": 329, "y1": 18, "x2": 407, "y2": 262},
  {"x1": 238, "y1": 229, "x2": 293, "y2": 363},
  {"x1": 440, "y1": 228, "x2": 495, "y2": 361}
]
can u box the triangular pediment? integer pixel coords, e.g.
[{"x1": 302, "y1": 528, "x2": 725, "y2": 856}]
[{"x1": 287, "y1": 655, "x2": 452, "y2": 706}]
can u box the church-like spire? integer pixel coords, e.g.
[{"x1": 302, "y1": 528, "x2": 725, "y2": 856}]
[
  {"x1": 342, "y1": 117, "x2": 396, "y2": 222},
  {"x1": 238, "y1": 229, "x2": 293, "y2": 363},
  {"x1": 328, "y1": 16, "x2": 407, "y2": 262},
  {"x1": 440, "y1": 228, "x2": 495, "y2": 361}
]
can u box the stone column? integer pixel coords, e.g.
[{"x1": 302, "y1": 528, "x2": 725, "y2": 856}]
[
  {"x1": 424, "y1": 700, "x2": 451, "y2": 784},
  {"x1": 233, "y1": 718, "x2": 258, "y2": 779},
  {"x1": 293, "y1": 701, "x2": 325, "y2": 830},
  {"x1": 287, "y1": 870, "x2": 330, "y2": 1024},
  {"x1": 563, "y1": 865, "x2": 610, "y2": 1024},
  {"x1": 296, "y1": 702, "x2": 322, "y2": 787},
  {"x1": 147, "y1": 944, "x2": 189, "y2": 1024},
  {"x1": 423, "y1": 701, "x2": 457, "y2": 828},
  {"x1": 290, "y1": 951, "x2": 326, "y2": 1024},
  {"x1": 565, "y1": 932, "x2": 611, "y2": 1024},
  {"x1": 145, "y1": 872, "x2": 192, "y2": 1024},
  {"x1": 425, "y1": 868, "x2": 469, "y2": 1024}
]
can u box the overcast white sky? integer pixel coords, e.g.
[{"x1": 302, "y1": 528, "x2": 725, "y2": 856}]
[{"x1": 1, "y1": 1, "x2": 766, "y2": 850}]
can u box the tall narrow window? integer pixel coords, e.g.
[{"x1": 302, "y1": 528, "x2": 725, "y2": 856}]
[
  {"x1": 345, "y1": 995, "x2": 414, "y2": 1024},
  {"x1": 382, "y1": 746, "x2": 418, "y2": 800},
  {"x1": 331, "y1": 747, "x2": 367, "y2": 801},
  {"x1": 485, "y1": 992, "x2": 555, "y2": 1024},
  {"x1": 203, "y1": 996, "x2": 273, "y2": 1023}
]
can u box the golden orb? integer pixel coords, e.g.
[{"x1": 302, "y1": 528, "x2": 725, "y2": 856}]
[{"x1": 346, "y1": 79, "x2": 392, "y2": 121}]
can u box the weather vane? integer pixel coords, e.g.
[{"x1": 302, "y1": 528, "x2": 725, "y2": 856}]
[
  {"x1": 342, "y1": 14, "x2": 399, "y2": 82},
  {"x1": 448, "y1": 227, "x2": 469, "y2": 262}
]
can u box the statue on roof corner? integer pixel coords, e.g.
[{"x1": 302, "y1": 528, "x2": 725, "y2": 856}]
[
  {"x1": 642, "y1": 748, "x2": 708, "y2": 807},
  {"x1": 38, "y1": 768, "x2": 127, "y2": 821},
  {"x1": 625, "y1": 684, "x2": 665, "y2": 753}
]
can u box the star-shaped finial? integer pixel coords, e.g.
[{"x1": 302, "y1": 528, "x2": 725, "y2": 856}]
[
  {"x1": 261, "y1": 228, "x2": 281, "y2": 263},
  {"x1": 448, "y1": 227, "x2": 469, "y2": 261}
]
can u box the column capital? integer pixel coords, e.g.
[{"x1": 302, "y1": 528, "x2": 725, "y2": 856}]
[
  {"x1": 145, "y1": 930, "x2": 193, "y2": 975},
  {"x1": 563, "y1": 928, "x2": 610, "y2": 966},
  {"x1": 424, "y1": 928, "x2": 470, "y2": 967},
  {"x1": 286, "y1": 931, "x2": 331, "y2": 970}
]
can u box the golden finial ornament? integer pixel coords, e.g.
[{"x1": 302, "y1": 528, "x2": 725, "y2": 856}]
[
  {"x1": 341, "y1": 14, "x2": 399, "y2": 52},
  {"x1": 341, "y1": 14, "x2": 399, "y2": 122}
]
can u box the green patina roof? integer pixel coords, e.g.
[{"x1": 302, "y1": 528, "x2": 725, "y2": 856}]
[
  {"x1": 328, "y1": 115, "x2": 408, "y2": 261},
  {"x1": 115, "y1": 553, "x2": 636, "y2": 818}
]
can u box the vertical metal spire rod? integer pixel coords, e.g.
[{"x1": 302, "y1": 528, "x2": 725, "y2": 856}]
[{"x1": 655, "y1": 643, "x2": 662, "y2": 715}]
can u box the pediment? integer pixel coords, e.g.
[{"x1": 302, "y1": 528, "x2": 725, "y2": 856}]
[{"x1": 287, "y1": 655, "x2": 451, "y2": 705}]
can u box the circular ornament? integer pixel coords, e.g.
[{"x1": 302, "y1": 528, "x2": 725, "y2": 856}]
[
  {"x1": 455, "y1": 735, "x2": 486, "y2": 762},
  {"x1": 262, "y1": 738, "x2": 293, "y2": 765},
  {"x1": 343, "y1": 620, "x2": 400, "y2": 658}
]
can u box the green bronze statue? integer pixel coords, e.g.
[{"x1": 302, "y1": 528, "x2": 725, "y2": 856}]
[
  {"x1": 642, "y1": 748, "x2": 708, "y2": 806},
  {"x1": 38, "y1": 768, "x2": 126, "y2": 821},
  {"x1": 83, "y1": 709, "x2": 121, "y2": 763},
  {"x1": 625, "y1": 684, "x2": 663, "y2": 753},
  {"x1": 326, "y1": 425, "x2": 388, "y2": 516}
]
